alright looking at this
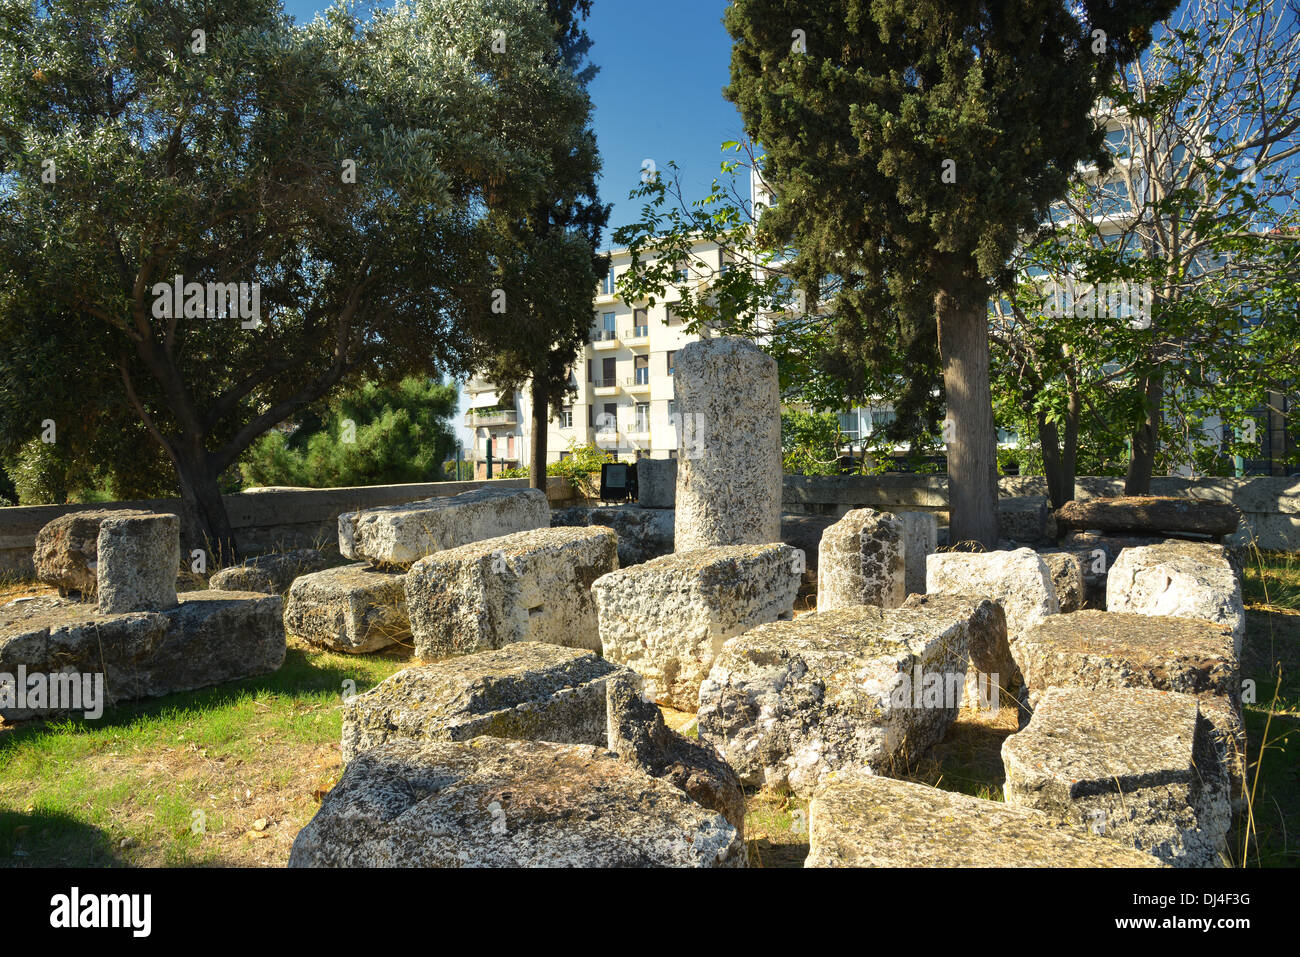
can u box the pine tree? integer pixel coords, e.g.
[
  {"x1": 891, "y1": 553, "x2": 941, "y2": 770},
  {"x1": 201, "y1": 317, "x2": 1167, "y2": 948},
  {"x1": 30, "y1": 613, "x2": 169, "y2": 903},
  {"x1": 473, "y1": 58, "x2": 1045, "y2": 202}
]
[{"x1": 724, "y1": 0, "x2": 1175, "y2": 545}]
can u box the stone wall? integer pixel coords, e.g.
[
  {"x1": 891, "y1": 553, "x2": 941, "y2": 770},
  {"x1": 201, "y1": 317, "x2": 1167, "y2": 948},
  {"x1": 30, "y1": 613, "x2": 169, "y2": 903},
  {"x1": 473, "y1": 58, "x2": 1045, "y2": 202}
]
[
  {"x1": 0, "y1": 477, "x2": 580, "y2": 578},
  {"x1": 782, "y1": 474, "x2": 1300, "y2": 551},
  {"x1": 5, "y1": 472, "x2": 1296, "y2": 579}
]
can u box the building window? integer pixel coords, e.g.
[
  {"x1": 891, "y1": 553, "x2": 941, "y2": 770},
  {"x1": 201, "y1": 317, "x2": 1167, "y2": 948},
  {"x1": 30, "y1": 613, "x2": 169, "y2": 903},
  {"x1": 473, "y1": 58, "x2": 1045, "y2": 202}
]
[
  {"x1": 635, "y1": 402, "x2": 650, "y2": 433},
  {"x1": 667, "y1": 350, "x2": 676, "y2": 376},
  {"x1": 633, "y1": 308, "x2": 648, "y2": 337},
  {"x1": 634, "y1": 354, "x2": 649, "y2": 385},
  {"x1": 560, "y1": 407, "x2": 573, "y2": 429},
  {"x1": 665, "y1": 306, "x2": 678, "y2": 324},
  {"x1": 602, "y1": 267, "x2": 616, "y2": 296}
]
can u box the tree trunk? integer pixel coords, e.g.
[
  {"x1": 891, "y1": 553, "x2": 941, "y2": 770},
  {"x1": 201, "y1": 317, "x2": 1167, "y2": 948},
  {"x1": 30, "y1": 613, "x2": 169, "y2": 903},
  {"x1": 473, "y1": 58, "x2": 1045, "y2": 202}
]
[
  {"x1": 936, "y1": 291, "x2": 1000, "y2": 549},
  {"x1": 529, "y1": 375, "x2": 548, "y2": 492},
  {"x1": 1037, "y1": 383, "x2": 1082, "y2": 510},
  {"x1": 1125, "y1": 369, "x2": 1162, "y2": 494},
  {"x1": 173, "y1": 443, "x2": 239, "y2": 568}
]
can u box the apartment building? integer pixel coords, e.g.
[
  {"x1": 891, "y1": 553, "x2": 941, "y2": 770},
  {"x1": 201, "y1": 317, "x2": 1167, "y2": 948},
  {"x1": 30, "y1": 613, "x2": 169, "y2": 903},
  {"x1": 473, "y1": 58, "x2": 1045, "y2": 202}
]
[{"x1": 462, "y1": 239, "x2": 728, "y2": 478}]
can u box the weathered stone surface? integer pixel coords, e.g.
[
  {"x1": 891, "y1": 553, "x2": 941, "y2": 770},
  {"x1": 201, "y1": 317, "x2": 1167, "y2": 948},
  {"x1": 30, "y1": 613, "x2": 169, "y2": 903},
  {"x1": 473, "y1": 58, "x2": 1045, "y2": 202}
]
[
  {"x1": 0, "y1": 597, "x2": 166, "y2": 719},
  {"x1": 1040, "y1": 551, "x2": 1086, "y2": 613},
  {"x1": 902, "y1": 593, "x2": 1013, "y2": 707},
  {"x1": 96, "y1": 513, "x2": 180, "y2": 614},
  {"x1": 636, "y1": 457, "x2": 677, "y2": 509},
  {"x1": 154, "y1": 590, "x2": 286, "y2": 691},
  {"x1": 999, "y1": 495, "x2": 1052, "y2": 544},
  {"x1": 606, "y1": 670, "x2": 745, "y2": 834},
  {"x1": 925, "y1": 547, "x2": 1057, "y2": 683},
  {"x1": 674, "y1": 337, "x2": 782, "y2": 551},
  {"x1": 339, "y1": 486, "x2": 550, "y2": 567},
  {"x1": 817, "y1": 508, "x2": 905, "y2": 612},
  {"x1": 284, "y1": 563, "x2": 408, "y2": 654},
  {"x1": 289, "y1": 737, "x2": 745, "y2": 867},
  {"x1": 405, "y1": 526, "x2": 618, "y2": 659},
  {"x1": 340, "y1": 642, "x2": 621, "y2": 761},
  {"x1": 1106, "y1": 542, "x2": 1246, "y2": 654},
  {"x1": 208, "y1": 548, "x2": 328, "y2": 595},
  {"x1": 33, "y1": 509, "x2": 152, "y2": 597},
  {"x1": 592, "y1": 544, "x2": 801, "y2": 710},
  {"x1": 898, "y1": 511, "x2": 938, "y2": 595},
  {"x1": 550, "y1": 506, "x2": 673, "y2": 566},
  {"x1": 1016, "y1": 610, "x2": 1245, "y2": 805},
  {"x1": 0, "y1": 590, "x2": 285, "y2": 720},
  {"x1": 698, "y1": 598, "x2": 1000, "y2": 796},
  {"x1": 1003, "y1": 686, "x2": 1231, "y2": 867},
  {"x1": 806, "y1": 772, "x2": 1164, "y2": 867},
  {"x1": 1055, "y1": 495, "x2": 1239, "y2": 537}
]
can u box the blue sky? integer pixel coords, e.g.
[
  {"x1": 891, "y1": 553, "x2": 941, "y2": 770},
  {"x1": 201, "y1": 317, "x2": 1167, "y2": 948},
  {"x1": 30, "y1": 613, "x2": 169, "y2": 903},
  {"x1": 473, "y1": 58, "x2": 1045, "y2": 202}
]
[{"x1": 280, "y1": 0, "x2": 746, "y2": 239}]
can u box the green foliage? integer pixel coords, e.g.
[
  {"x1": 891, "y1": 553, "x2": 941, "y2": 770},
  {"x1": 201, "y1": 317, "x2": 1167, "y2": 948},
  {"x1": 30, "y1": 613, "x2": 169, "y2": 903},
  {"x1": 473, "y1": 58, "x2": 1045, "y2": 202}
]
[
  {"x1": 241, "y1": 378, "x2": 458, "y2": 489},
  {"x1": 781, "y1": 409, "x2": 843, "y2": 476},
  {"x1": 497, "y1": 441, "x2": 613, "y2": 497},
  {"x1": 0, "y1": 0, "x2": 600, "y2": 549}
]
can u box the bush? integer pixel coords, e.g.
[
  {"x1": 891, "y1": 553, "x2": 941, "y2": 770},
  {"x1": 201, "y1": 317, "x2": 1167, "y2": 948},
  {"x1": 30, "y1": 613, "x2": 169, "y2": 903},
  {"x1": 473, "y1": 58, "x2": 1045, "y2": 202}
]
[
  {"x1": 497, "y1": 441, "x2": 615, "y2": 498},
  {"x1": 241, "y1": 378, "x2": 459, "y2": 488}
]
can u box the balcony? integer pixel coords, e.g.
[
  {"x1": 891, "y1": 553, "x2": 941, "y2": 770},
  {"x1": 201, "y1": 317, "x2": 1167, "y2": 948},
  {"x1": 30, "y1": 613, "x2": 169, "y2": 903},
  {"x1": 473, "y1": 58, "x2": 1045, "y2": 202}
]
[
  {"x1": 590, "y1": 328, "x2": 619, "y2": 350},
  {"x1": 464, "y1": 408, "x2": 518, "y2": 428},
  {"x1": 623, "y1": 325, "x2": 649, "y2": 344},
  {"x1": 591, "y1": 377, "x2": 619, "y2": 396},
  {"x1": 623, "y1": 374, "x2": 651, "y2": 394}
]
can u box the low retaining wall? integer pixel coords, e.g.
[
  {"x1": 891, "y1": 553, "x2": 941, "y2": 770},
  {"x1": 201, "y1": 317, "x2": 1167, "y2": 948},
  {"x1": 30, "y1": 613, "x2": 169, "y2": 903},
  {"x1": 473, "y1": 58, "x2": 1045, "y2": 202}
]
[
  {"x1": 781, "y1": 474, "x2": 1300, "y2": 551},
  {"x1": 0, "y1": 477, "x2": 581, "y2": 578},
  {"x1": 5, "y1": 473, "x2": 1296, "y2": 579}
]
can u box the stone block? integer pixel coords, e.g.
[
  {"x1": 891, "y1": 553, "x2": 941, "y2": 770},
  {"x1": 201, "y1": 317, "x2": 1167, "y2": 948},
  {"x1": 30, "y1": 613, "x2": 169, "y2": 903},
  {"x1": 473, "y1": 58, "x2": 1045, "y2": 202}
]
[
  {"x1": 405, "y1": 526, "x2": 618, "y2": 659},
  {"x1": 96, "y1": 513, "x2": 180, "y2": 614},
  {"x1": 283, "y1": 563, "x2": 409, "y2": 654},
  {"x1": 339, "y1": 486, "x2": 549, "y2": 567},
  {"x1": 340, "y1": 642, "x2": 622, "y2": 761},
  {"x1": 636, "y1": 457, "x2": 677, "y2": 509},
  {"x1": 816, "y1": 508, "x2": 905, "y2": 612},
  {"x1": 1106, "y1": 542, "x2": 1245, "y2": 654},
  {"x1": 592, "y1": 544, "x2": 801, "y2": 710},
  {"x1": 289, "y1": 737, "x2": 746, "y2": 867}
]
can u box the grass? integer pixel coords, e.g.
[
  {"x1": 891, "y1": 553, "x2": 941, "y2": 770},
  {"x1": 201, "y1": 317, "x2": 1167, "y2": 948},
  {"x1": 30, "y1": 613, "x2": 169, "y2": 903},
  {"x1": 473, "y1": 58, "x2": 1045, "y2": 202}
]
[
  {"x1": 1, "y1": 549, "x2": 1297, "y2": 868},
  {"x1": 0, "y1": 637, "x2": 408, "y2": 867}
]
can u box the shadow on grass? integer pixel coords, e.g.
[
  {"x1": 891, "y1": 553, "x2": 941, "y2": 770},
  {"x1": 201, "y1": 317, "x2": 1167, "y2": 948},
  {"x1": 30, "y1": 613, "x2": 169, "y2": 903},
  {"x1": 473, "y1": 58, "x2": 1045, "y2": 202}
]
[
  {"x1": 0, "y1": 808, "x2": 125, "y2": 868},
  {"x1": 0, "y1": 643, "x2": 406, "y2": 752}
]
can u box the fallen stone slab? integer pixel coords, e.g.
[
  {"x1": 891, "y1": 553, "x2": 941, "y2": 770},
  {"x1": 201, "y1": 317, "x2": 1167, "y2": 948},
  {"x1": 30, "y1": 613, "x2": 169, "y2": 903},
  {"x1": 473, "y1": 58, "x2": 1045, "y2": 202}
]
[
  {"x1": 0, "y1": 590, "x2": 284, "y2": 720},
  {"x1": 340, "y1": 642, "x2": 622, "y2": 761},
  {"x1": 289, "y1": 737, "x2": 745, "y2": 867},
  {"x1": 405, "y1": 526, "x2": 618, "y2": 659},
  {"x1": 998, "y1": 495, "x2": 1052, "y2": 544},
  {"x1": 592, "y1": 544, "x2": 801, "y2": 711},
  {"x1": 925, "y1": 547, "x2": 1058, "y2": 683},
  {"x1": 1003, "y1": 686, "x2": 1231, "y2": 867},
  {"x1": 1106, "y1": 542, "x2": 1245, "y2": 654},
  {"x1": 1054, "y1": 495, "x2": 1239, "y2": 538},
  {"x1": 208, "y1": 548, "x2": 328, "y2": 595},
  {"x1": 636, "y1": 457, "x2": 677, "y2": 509},
  {"x1": 96, "y1": 513, "x2": 181, "y2": 614},
  {"x1": 550, "y1": 506, "x2": 672, "y2": 566},
  {"x1": 674, "y1": 337, "x2": 782, "y2": 550},
  {"x1": 898, "y1": 511, "x2": 938, "y2": 595},
  {"x1": 606, "y1": 670, "x2": 744, "y2": 834},
  {"x1": 805, "y1": 772, "x2": 1164, "y2": 867},
  {"x1": 817, "y1": 508, "x2": 905, "y2": 612},
  {"x1": 1016, "y1": 610, "x2": 1245, "y2": 805},
  {"x1": 33, "y1": 508, "x2": 152, "y2": 597},
  {"x1": 283, "y1": 563, "x2": 409, "y2": 654},
  {"x1": 1040, "y1": 550, "x2": 1086, "y2": 613},
  {"x1": 698, "y1": 597, "x2": 1001, "y2": 796},
  {"x1": 339, "y1": 486, "x2": 550, "y2": 567}
]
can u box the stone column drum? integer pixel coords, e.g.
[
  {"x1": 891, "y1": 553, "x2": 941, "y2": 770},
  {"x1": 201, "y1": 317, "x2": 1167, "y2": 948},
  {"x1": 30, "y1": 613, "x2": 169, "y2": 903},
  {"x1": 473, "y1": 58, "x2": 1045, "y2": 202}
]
[{"x1": 673, "y1": 337, "x2": 782, "y2": 551}]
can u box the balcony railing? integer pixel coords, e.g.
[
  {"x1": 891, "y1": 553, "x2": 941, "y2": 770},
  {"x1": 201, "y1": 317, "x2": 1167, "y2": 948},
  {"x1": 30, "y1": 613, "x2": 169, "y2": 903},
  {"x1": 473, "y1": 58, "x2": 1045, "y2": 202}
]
[
  {"x1": 591, "y1": 378, "x2": 619, "y2": 389},
  {"x1": 624, "y1": 325, "x2": 649, "y2": 340},
  {"x1": 623, "y1": 373, "x2": 650, "y2": 388},
  {"x1": 464, "y1": 408, "x2": 518, "y2": 427},
  {"x1": 590, "y1": 328, "x2": 618, "y2": 342}
]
